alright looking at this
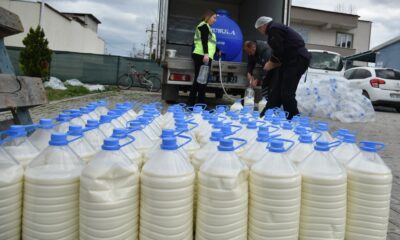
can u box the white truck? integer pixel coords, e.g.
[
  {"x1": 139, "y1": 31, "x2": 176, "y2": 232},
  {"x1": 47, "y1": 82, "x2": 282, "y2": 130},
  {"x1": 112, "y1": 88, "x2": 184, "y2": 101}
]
[{"x1": 157, "y1": 0, "x2": 291, "y2": 102}]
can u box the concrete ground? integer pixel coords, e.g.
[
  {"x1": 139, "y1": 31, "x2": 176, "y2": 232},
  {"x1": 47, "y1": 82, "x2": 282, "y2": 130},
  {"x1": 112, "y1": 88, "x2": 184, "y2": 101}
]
[{"x1": 1, "y1": 89, "x2": 399, "y2": 239}]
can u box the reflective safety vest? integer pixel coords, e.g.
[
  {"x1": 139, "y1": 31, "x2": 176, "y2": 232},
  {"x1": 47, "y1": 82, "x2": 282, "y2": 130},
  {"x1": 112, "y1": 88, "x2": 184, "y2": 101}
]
[{"x1": 193, "y1": 21, "x2": 217, "y2": 59}]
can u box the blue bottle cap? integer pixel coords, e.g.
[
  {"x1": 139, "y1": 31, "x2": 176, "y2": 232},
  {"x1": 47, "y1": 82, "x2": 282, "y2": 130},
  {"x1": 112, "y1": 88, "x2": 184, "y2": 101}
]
[
  {"x1": 210, "y1": 131, "x2": 224, "y2": 141},
  {"x1": 247, "y1": 121, "x2": 257, "y2": 129},
  {"x1": 271, "y1": 117, "x2": 281, "y2": 126},
  {"x1": 129, "y1": 120, "x2": 142, "y2": 129},
  {"x1": 86, "y1": 119, "x2": 99, "y2": 128},
  {"x1": 252, "y1": 111, "x2": 260, "y2": 118},
  {"x1": 359, "y1": 141, "x2": 384, "y2": 152},
  {"x1": 161, "y1": 136, "x2": 178, "y2": 150},
  {"x1": 343, "y1": 133, "x2": 356, "y2": 144},
  {"x1": 99, "y1": 115, "x2": 112, "y2": 124},
  {"x1": 56, "y1": 113, "x2": 70, "y2": 122},
  {"x1": 316, "y1": 122, "x2": 329, "y2": 131},
  {"x1": 161, "y1": 129, "x2": 175, "y2": 138},
  {"x1": 240, "y1": 118, "x2": 249, "y2": 125},
  {"x1": 49, "y1": 133, "x2": 68, "y2": 146},
  {"x1": 212, "y1": 121, "x2": 223, "y2": 129},
  {"x1": 111, "y1": 128, "x2": 127, "y2": 139},
  {"x1": 97, "y1": 100, "x2": 108, "y2": 107},
  {"x1": 102, "y1": 137, "x2": 120, "y2": 151},
  {"x1": 7, "y1": 125, "x2": 27, "y2": 137},
  {"x1": 68, "y1": 125, "x2": 83, "y2": 136},
  {"x1": 268, "y1": 140, "x2": 286, "y2": 153},
  {"x1": 298, "y1": 134, "x2": 313, "y2": 144},
  {"x1": 80, "y1": 107, "x2": 91, "y2": 114},
  {"x1": 86, "y1": 104, "x2": 97, "y2": 111},
  {"x1": 256, "y1": 131, "x2": 270, "y2": 142},
  {"x1": 193, "y1": 106, "x2": 203, "y2": 114},
  {"x1": 218, "y1": 138, "x2": 234, "y2": 151},
  {"x1": 294, "y1": 126, "x2": 307, "y2": 135},
  {"x1": 69, "y1": 109, "x2": 82, "y2": 118},
  {"x1": 39, "y1": 119, "x2": 54, "y2": 129},
  {"x1": 221, "y1": 125, "x2": 232, "y2": 134},
  {"x1": 123, "y1": 101, "x2": 133, "y2": 108},
  {"x1": 314, "y1": 141, "x2": 330, "y2": 151},
  {"x1": 282, "y1": 122, "x2": 293, "y2": 130}
]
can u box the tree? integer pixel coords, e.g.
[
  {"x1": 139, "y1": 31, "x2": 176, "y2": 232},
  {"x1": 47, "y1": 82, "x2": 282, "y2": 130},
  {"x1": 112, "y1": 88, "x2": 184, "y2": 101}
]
[{"x1": 19, "y1": 26, "x2": 52, "y2": 79}]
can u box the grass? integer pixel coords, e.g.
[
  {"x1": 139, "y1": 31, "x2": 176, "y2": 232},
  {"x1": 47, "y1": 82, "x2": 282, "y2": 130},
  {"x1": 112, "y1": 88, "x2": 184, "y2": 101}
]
[{"x1": 46, "y1": 85, "x2": 117, "y2": 101}]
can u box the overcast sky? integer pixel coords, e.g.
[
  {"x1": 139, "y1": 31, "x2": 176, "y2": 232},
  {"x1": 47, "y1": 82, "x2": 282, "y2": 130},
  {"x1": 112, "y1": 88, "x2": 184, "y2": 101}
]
[{"x1": 46, "y1": 0, "x2": 400, "y2": 57}]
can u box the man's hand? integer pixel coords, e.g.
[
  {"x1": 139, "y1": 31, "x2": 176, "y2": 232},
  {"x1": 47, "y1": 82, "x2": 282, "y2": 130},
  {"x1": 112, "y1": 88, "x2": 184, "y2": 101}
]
[
  {"x1": 247, "y1": 73, "x2": 254, "y2": 83},
  {"x1": 250, "y1": 79, "x2": 258, "y2": 88},
  {"x1": 203, "y1": 54, "x2": 210, "y2": 64},
  {"x1": 263, "y1": 61, "x2": 281, "y2": 71}
]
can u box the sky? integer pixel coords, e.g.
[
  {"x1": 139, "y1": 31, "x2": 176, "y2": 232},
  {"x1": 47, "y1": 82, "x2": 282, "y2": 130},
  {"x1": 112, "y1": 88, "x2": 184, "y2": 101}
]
[{"x1": 45, "y1": 0, "x2": 400, "y2": 57}]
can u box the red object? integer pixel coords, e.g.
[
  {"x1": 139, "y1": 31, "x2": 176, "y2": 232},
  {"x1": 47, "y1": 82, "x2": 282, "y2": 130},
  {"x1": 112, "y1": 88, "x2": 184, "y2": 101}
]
[
  {"x1": 169, "y1": 73, "x2": 191, "y2": 81},
  {"x1": 370, "y1": 78, "x2": 386, "y2": 88}
]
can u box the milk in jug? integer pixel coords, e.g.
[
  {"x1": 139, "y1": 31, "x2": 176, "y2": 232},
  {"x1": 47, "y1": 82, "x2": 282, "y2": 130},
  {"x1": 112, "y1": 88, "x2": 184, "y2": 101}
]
[
  {"x1": 68, "y1": 109, "x2": 87, "y2": 126},
  {"x1": 249, "y1": 140, "x2": 301, "y2": 240},
  {"x1": 287, "y1": 134, "x2": 315, "y2": 165},
  {"x1": 345, "y1": 141, "x2": 392, "y2": 240},
  {"x1": 231, "y1": 99, "x2": 243, "y2": 112},
  {"x1": 67, "y1": 125, "x2": 97, "y2": 163},
  {"x1": 54, "y1": 113, "x2": 71, "y2": 133},
  {"x1": 258, "y1": 97, "x2": 267, "y2": 112},
  {"x1": 80, "y1": 137, "x2": 140, "y2": 240},
  {"x1": 315, "y1": 122, "x2": 334, "y2": 142},
  {"x1": 28, "y1": 119, "x2": 55, "y2": 151},
  {"x1": 196, "y1": 138, "x2": 249, "y2": 240},
  {"x1": 240, "y1": 128, "x2": 277, "y2": 167},
  {"x1": 128, "y1": 120, "x2": 155, "y2": 160},
  {"x1": 192, "y1": 131, "x2": 224, "y2": 171},
  {"x1": 332, "y1": 133, "x2": 360, "y2": 166},
  {"x1": 3, "y1": 125, "x2": 40, "y2": 168},
  {"x1": 95, "y1": 100, "x2": 110, "y2": 116},
  {"x1": 298, "y1": 141, "x2": 347, "y2": 240},
  {"x1": 0, "y1": 145, "x2": 23, "y2": 240},
  {"x1": 84, "y1": 119, "x2": 106, "y2": 151},
  {"x1": 23, "y1": 133, "x2": 84, "y2": 240},
  {"x1": 140, "y1": 135, "x2": 195, "y2": 240}
]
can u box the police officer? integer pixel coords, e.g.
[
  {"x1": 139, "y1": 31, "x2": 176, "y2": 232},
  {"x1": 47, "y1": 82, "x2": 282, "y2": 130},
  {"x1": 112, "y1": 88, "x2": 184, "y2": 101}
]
[
  {"x1": 244, "y1": 40, "x2": 278, "y2": 101},
  {"x1": 255, "y1": 16, "x2": 311, "y2": 119},
  {"x1": 189, "y1": 10, "x2": 221, "y2": 106}
]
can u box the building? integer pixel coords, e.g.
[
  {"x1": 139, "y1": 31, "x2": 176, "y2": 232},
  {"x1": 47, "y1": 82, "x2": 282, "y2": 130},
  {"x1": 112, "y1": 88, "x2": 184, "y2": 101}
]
[
  {"x1": 290, "y1": 6, "x2": 372, "y2": 57},
  {"x1": 0, "y1": 0, "x2": 105, "y2": 54}
]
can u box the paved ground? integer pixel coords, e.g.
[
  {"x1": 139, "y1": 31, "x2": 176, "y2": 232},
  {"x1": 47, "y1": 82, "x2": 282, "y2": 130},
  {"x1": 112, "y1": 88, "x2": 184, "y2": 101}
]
[{"x1": 1, "y1": 89, "x2": 399, "y2": 239}]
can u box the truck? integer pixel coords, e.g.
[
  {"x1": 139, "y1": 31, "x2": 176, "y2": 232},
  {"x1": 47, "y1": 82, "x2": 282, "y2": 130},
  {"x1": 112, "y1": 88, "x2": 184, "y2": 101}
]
[{"x1": 157, "y1": 0, "x2": 291, "y2": 103}]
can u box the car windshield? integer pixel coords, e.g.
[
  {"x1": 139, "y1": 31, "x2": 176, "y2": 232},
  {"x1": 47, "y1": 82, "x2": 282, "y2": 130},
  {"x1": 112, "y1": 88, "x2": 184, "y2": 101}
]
[
  {"x1": 375, "y1": 69, "x2": 400, "y2": 80},
  {"x1": 309, "y1": 52, "x2": 344, "y2": 71}
]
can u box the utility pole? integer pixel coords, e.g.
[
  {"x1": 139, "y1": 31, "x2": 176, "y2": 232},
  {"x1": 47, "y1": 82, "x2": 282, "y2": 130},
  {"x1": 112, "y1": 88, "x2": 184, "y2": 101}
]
[
  {"x1": 146, "y1": 23, "x2": 156, "y2": 58},
  {"x1": 141, "y1": 43, "x2": 147, "y2": 59}
]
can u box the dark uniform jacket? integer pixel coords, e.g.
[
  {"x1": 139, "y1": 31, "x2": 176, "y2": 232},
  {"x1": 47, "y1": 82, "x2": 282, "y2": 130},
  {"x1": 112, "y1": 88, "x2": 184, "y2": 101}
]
[{"x1": 247, "y1": 40, "x2": 272, "y2": 75}]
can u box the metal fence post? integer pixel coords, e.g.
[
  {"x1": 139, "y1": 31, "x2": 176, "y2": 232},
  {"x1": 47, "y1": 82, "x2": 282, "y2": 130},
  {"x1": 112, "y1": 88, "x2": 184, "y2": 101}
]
[{"x1": 115, "y1": 56, "x2": 120, "y2": 85}]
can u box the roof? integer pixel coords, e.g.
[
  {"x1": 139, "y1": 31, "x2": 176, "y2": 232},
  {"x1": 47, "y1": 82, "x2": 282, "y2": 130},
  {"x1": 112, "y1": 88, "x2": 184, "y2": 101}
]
[
  {"x1": 371, "y1": 35, "x2": 400, "y2": 52},
  {"x1": 61, "y1": 12, "x2": 101, "y2": 24},
  {"x1": 291, "y1": 5, "x2": 360, "y2": 18},
  {"x1": 344, "y1": 50, "x2": 376, "y2": 62}
]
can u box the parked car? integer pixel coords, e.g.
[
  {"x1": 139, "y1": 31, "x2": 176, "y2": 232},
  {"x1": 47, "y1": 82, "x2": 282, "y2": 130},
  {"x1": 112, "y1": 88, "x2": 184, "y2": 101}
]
[
  {"x1": 344, "y1": 67, "x2": 400, "y2": 112},
  {"x1": 307, "y1": 50, "x2": 345, "y2": 78}
]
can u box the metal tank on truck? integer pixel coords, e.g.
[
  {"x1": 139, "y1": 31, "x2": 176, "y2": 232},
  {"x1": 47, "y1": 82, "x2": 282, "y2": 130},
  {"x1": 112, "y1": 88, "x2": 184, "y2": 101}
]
[{"x1": 212, "y1": 10, "x2": 243, "y2": 63}]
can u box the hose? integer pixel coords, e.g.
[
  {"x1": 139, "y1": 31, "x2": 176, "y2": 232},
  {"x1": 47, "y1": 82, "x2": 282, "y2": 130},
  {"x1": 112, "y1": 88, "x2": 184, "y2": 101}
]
[{"x1": 218, "y1": 57, "x2": 241, "y2": 102}]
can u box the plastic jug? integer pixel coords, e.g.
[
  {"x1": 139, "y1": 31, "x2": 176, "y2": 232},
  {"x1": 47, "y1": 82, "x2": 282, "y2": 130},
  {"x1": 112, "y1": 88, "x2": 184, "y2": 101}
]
[
  {"x1": 140, "y1": 135, "x2": 195, "y2": 240},
  {"x1": 280, "y1": 122, "x2": 296, "y2": 140},
  {"x1": 128, "y1": 120, "x2": 155, "y2": 160},
  {"x1": 2, "y1": 125, "x2": 40, "y2": 168},
  {"x1": 86, "y1": 103, "x2": 100, "y2": 120},
  {"x1": 236, "y1": 121, "x2": 261, "y2": 156},
  {"x1": 107, "y1": 111, "x2": 125, "y2": 129},
  {"x1": 95, "y1": 99, "x2": 109, "y2": 116},
  {"x1": 258, "y1": 97, "x2": 267, "y2": 111},
  {"x1": 240, "y1": 128, "x2": 277, "y2": 167},
  {"x1": 192, "y1": 131, "x2": 224, "y2": 171},
  {"x1": 287, "y1": 134, "x2": 316, "y2": 166},
  {"x1": 80, "y1": 137, "x2": 140, "y2": 240},
  {"x1": 98, "y1": 115, "x2": 115, "y2": 137},
  {"x1": 345, "y1": 141, "x2": 392, "y2": 240},
  {"x1": 249, "y1": 139, "x2": 301, "y2": 240},
  {"x1": 197, "y1": 64, "x2": 209, "y2": 84},
  {"x1": 332, "y1": 133, "x2": 360, "y2": 165},
  {"x1": 196, "y1": 138, "x2": 248, "y2": 240},
  {"x1": 244, "y1": 87, "x2": 255, "y2": 107},
  {"x1": 0, "y1": 144, "x2": 23, "y2": 240},
  {"x1": 80, "y1": 107, "x2": 94, "y2": 123},
  {"x1": 175, "y1": 121, "x2": 200, "y2": 159},
  {"x1": 138, "y1": 117, "x2": 159, "y2": 142},
  {"x1": 112, "y1": 107, "x2": 129, "y2": 127},
  {"x1": 315, "y1": 122, "x2": 334, "y2": 142},
  {"x1": 231, "y1": 99, "x2": 243, "y2": 112},
  {"x1": 68, "y1": 109, "x2": 87, "y2": 126},
  {"x1": 28, "y1": 119, "x2": 55, "y2": 151},
  {"x1": 54, "y1": 113, "x2": 71, "y2": 133},
  {"x1": 23, "y1": 133, "x2": 84, "y2": 240},
  {"x1": 68, "y1": 125, "x2": 97, "y2": 163},
  {"x1": 122, "y1": 101, "x2": 138, "y2": 121},
  {"x1": 84, "y1": 119, "x2": 106, "y2": 151},
  {"x1": 111, "y1": 128, "x2": 142, "y2": 168},
  {"x1": 297, "y1": 141, "x2": 347, "y2": 240}
]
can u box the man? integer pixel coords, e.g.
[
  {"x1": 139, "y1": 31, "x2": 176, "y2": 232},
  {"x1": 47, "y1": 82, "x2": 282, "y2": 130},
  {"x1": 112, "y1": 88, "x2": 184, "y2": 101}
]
[
  {"x1": 244, "y1": 40, "x2": 278, "y2": 101},
  {"x1": 255, "y1": 16, "x2": 311, "y2": 119}
]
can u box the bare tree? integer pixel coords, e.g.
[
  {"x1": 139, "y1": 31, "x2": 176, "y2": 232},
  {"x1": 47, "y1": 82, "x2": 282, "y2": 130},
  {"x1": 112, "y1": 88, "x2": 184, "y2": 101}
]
[{"x1": 335, "y1": 2, "x2": 357, "y2": 14}]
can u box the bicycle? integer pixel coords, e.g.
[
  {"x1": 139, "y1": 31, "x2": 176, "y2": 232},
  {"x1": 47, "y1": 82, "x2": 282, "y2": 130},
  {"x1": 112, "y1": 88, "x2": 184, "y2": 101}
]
[{"x1": 117, "y1": 64, "x2": 161, "y2": 92}]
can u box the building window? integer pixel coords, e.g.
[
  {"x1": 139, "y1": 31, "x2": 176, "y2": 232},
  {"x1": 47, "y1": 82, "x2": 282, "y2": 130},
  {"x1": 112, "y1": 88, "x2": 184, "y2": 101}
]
[
  {"x1": 336, "y1": 33, "x2": 353, "y2": 48},
  {"x1": 292, "y1": 26, "x2": 309, "y2": 43}
]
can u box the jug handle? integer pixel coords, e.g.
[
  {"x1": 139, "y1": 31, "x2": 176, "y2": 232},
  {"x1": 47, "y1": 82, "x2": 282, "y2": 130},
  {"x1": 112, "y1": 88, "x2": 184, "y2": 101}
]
[
  {"x1": 227, "y1": 137, "x2": 247, "y2": 150},
  {"x1": 327, "y1": 140, "x2": 342, "y2": 149},
  {"x1": 230, "y1": 125, "x2": 242, "y2": 135},
  {"x1": 266, "y1": 138, "x2": 295, "y2": 152},
  {"x1": 120, "y1": 135, "x2": 136, "y2": 148},
  {"x1": 309, "y1": 130, "x2": 322, "y2": 142},
  {"x1": 256, "y1": 120, "x2": 266, "y2": 127},
  {"x1": 186, "y1": 120, "x2": 199, "y2": 131},
  {"x1": 176, "y1": 134, "x2": 192, "y2": 149},
  {"x1": 266, "y1": 125, "x2": 280, "y2": 133},
  {"x1": 359, "y1": 141, "x2": 385, "y2": 151}
]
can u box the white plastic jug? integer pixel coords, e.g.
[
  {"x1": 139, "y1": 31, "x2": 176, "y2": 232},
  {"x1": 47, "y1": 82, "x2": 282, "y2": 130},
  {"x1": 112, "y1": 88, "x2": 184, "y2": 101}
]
[
  {"x1": 80, "y1": 137, "x2": 140, "y2": 240},
  {"x1": 315, "y1": 122, "x2": 334, "y2": 142},
  {"x1": 332, "y1": 133, "x2": 360, "y2": 165},
  {"x1": 80, "y1": 107, "x2": 94, "y2": 123},
  {"x1": 122, "y1": 101, "x2": 138, "y2": 121},
  {"x1": 175, "y1": 121, "x2": 200, "y2": 159},
  {"x1": 192, "y1": 131, "x2": 224, "y2": 171},
  {"x1": 3, "y1": 125, "x2": 40, "y2": 168},
  {"x1": 196, "y1": 138, "x2": 248, "y2": 240},
  {"x1": 68, "y1": 125, "x2": 97, "y2": 163},
  {"x1": 111, "y1": 128, "x2": 142, "y2": 168},
  {"x1": 279, "y1": 122, "x2": 296, "y2": 140},
  {"x1": 240, "y1": 128, "x2": 277, "y2": 167},
  {"x1": 249, "y1": 139, "x2": 301, "y2": 240},
  {"x1": 28, "y1": 119, "x2": 55, "y2": 151},
  {"x1": 84, "y1": 120, "x2": 106, "y2": 151},
  {"x1": 23, "y1": 133, "x2": 84, "y2": 240},
  {"x1": 107, "y1": 111, "x2": 125, "y2": 129},
  {"x1": 297, "y1": 141, "x2": 347, "y2": 240},
  {"x1": 345, "y1": 141, "x2": 392, "y2": 240},
  {"x1": 236, "y1": 121, "x2": 262, "y2": 156},
  {"x1": 86, "y1": 103, "x2": 101, "y2": 120},
  {"x1": 128, "y1": 120, "x2": 157, "y2": 162},
  {"x1": 287, "y1": 134, "x2": 316, "y2": 166},
  {"x1": 98, "y1": 115, "x2": 115, "y2": 137},
  {"x1": 54, "y1": 113, "x2": 71, "y2": 133},
  {"x1": 258, "y1": 97, "x2": 267, "y2": 112},
  {"x1": 140, "y1": 135, "x2": 195, "y2": 240},
  {"x1": 0, "y1": 145, "x2": 23, "y2": 240},
  {"x1": 68, "y1": 109, "x2": 87, "y2": 127},
  {"x1": 231, "y1": 99, "x2": 243, "y2": 112},
  {"x1": 95, "y1": 100, "x2": 110, "y2": 116},
  {"x1": 244, "y1": 87, "x2": 255, "y2": 107}
]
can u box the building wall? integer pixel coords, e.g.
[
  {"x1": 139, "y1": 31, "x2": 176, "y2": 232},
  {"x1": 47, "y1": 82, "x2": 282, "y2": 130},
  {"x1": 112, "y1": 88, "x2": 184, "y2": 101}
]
[
  {"x1": 0, "y1": 0, "x2": 104, "y2": 54},
  {"x1": 348, "y1": 21, "x2": 371, "y2": 54},
  {"x1": 376, "y1": 43, "x2": 400, "y2": 70}
]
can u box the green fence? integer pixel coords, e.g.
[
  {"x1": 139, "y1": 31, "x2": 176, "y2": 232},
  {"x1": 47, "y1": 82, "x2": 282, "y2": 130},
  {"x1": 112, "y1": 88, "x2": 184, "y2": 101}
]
[{"x1": 6, "y1": 47, "x2": 162, "y2": 86}]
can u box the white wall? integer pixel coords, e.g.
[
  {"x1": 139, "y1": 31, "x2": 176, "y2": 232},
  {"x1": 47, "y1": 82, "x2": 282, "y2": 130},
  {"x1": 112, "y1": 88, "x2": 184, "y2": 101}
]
[
  {"x1": 1, "y1": 0, "x2": 105, "y2": 54},
  {"x1": 348, "y1": 21, "x2": 371, "y2": 53}
]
